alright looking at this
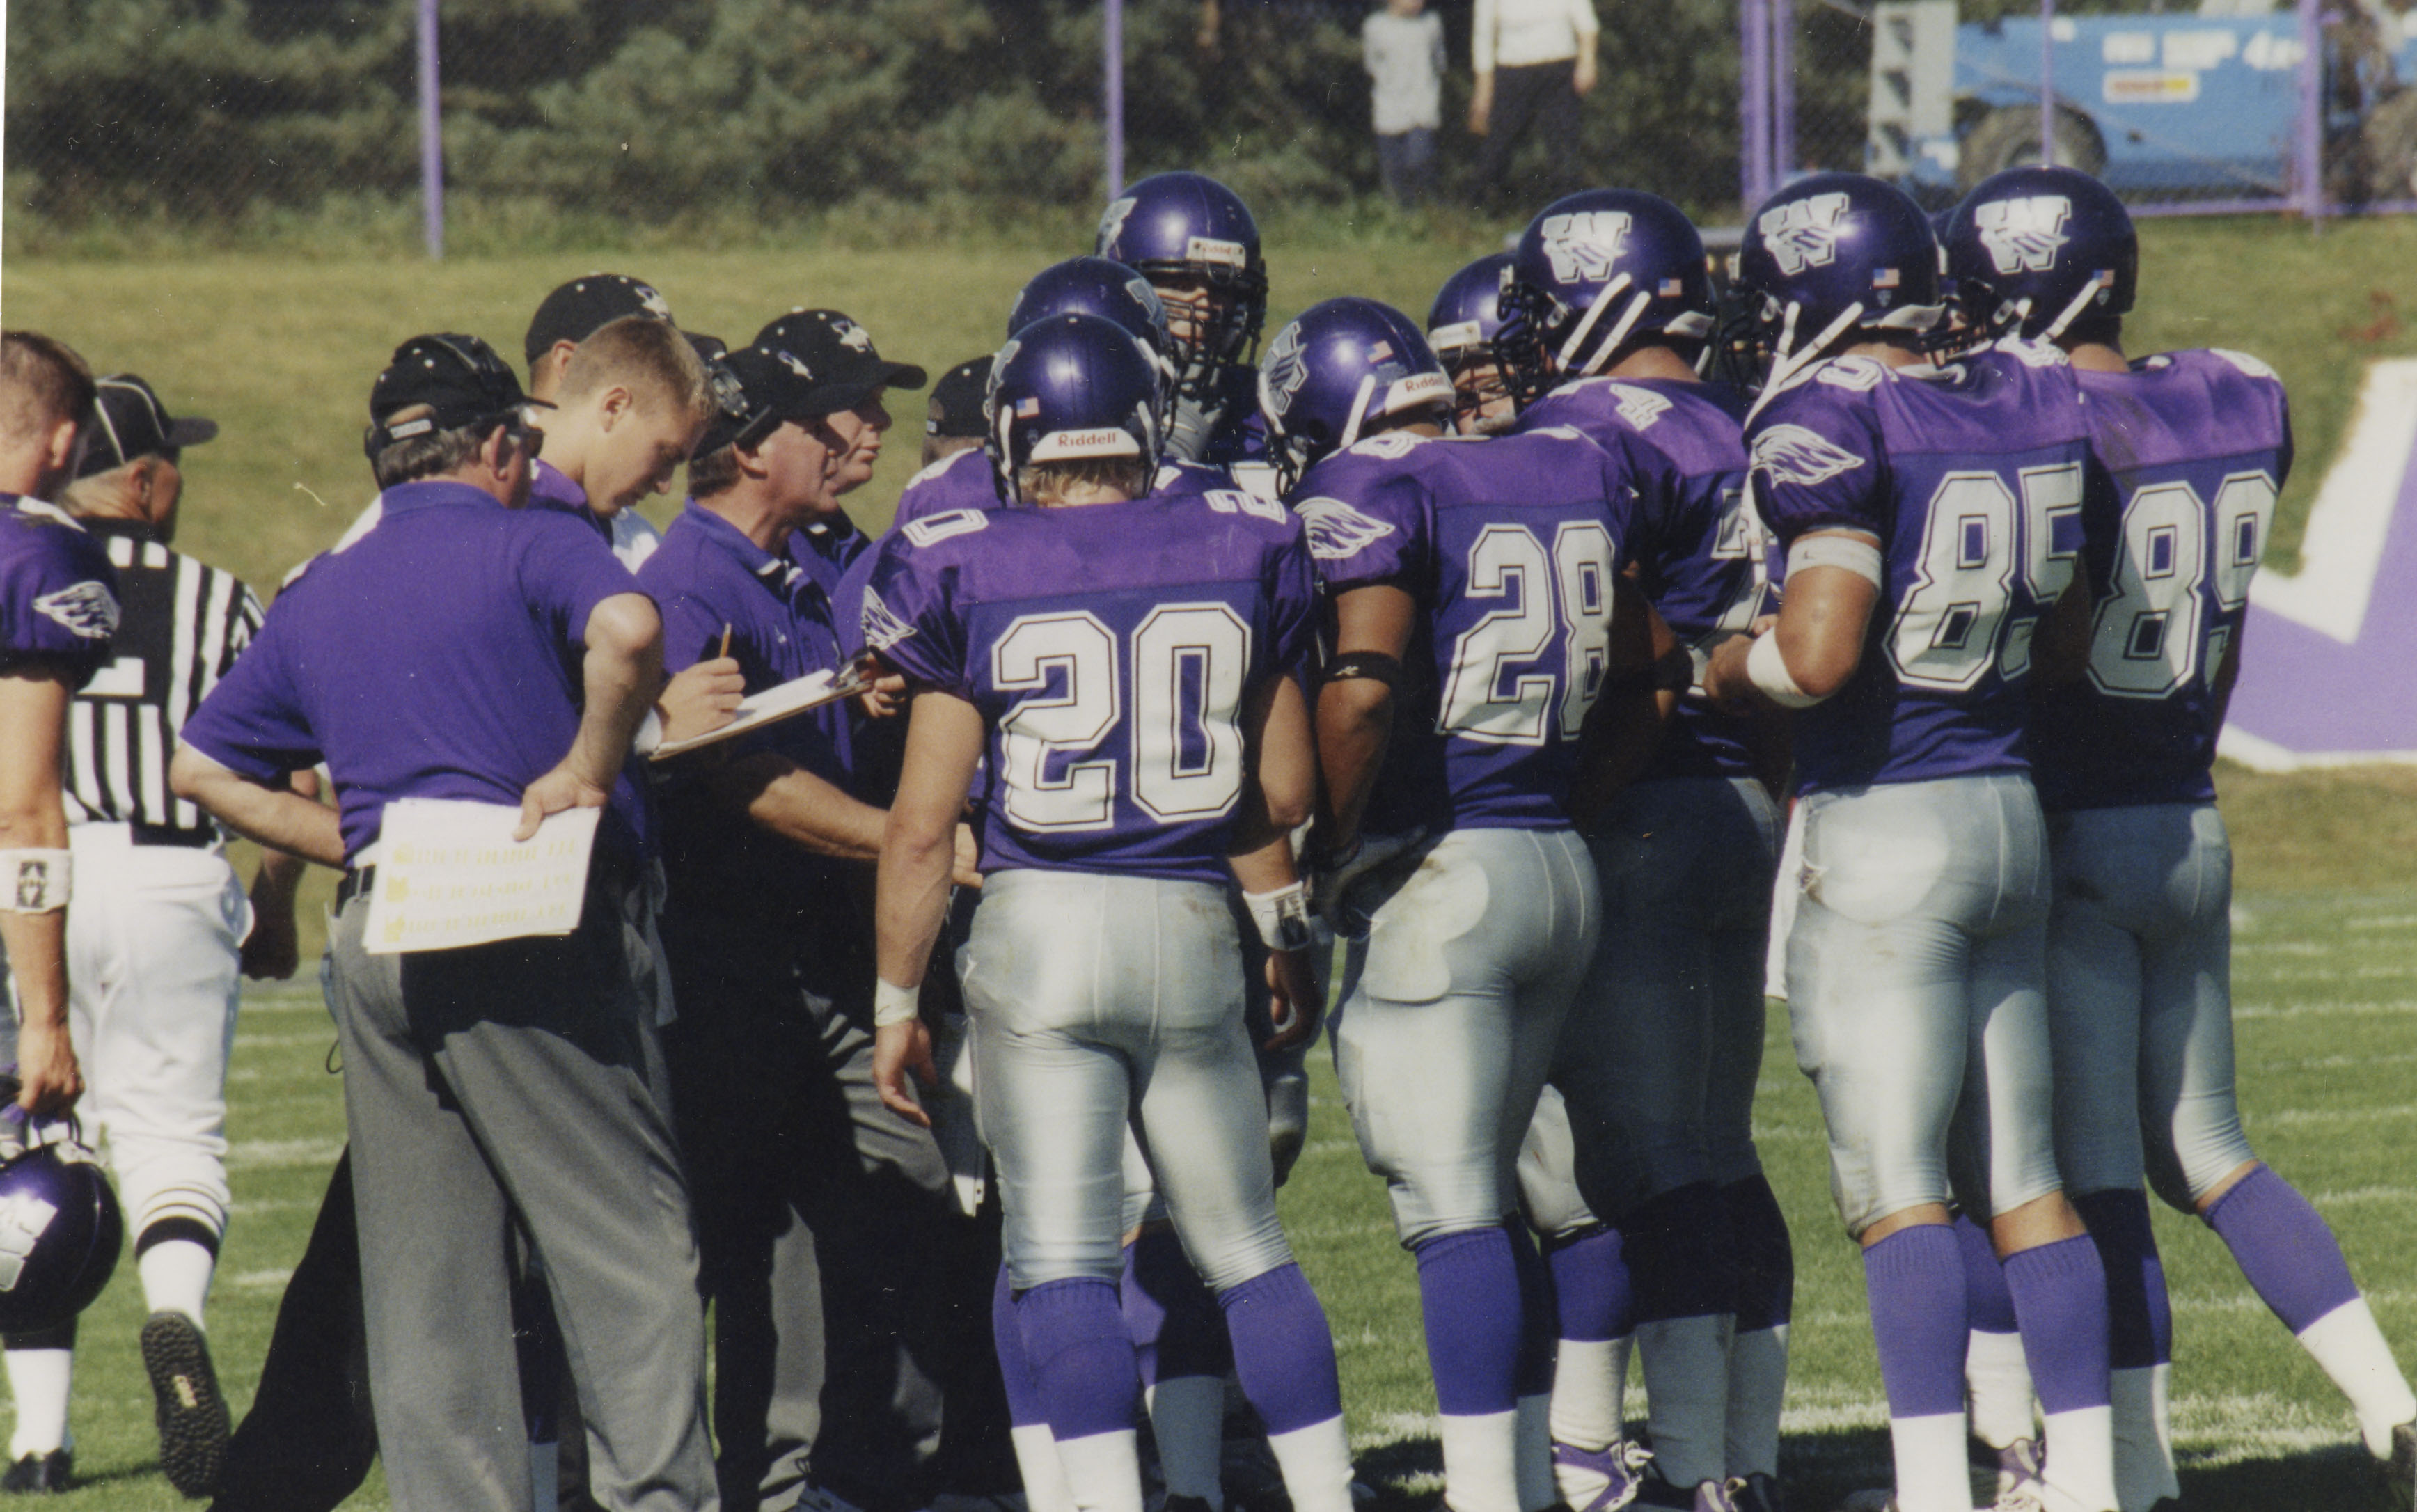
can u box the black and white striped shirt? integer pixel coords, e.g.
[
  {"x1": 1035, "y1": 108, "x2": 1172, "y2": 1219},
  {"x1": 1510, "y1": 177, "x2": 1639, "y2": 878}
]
[{"x1": 66, "y1": 523, "x2": 264, "y2": 837}]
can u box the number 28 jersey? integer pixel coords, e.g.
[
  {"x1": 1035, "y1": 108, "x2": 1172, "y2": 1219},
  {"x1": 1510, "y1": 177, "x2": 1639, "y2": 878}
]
[
  {"x1": 863, "y1": 491, "x2": 1317, "y2": 883},
  {"x1": 2031, "y1": 349, "x2": 2291, "y2": 812},
  {"x1": 1749, "y1": 343, "x2": 2093, "y2": 794},
  {"x1": 1290, "y1": 429, "x2": 1643, "y2": 835}
]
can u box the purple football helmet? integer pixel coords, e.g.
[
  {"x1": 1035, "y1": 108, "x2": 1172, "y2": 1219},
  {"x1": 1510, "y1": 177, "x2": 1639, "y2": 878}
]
[
  {"x1": 987, "y1": 313, "x2": 1165, "y2": 505},
  {"x1": 1427, "y1": 254, "x2": 1517, "y2": 435},
  {"x1": 0, "y1": 1124, "x2": 123, "y2": 1334},
  {"x1": 1259, "y1": 297, "x2": 1454, "y2": 495},
  {"x1": 1009, "y1": 256, "x2": 1176, "y2": 418},
  {"x1": 1095, "y1": 172, "x2": 1268, "y2": 397},
  {"x1": 1733, "y1": 172, "x2": 1944, "y2": 391},
  {"x1": 1942, "y1": 166, "x2": 2137, "y2": 344},
  {"x1": 1499, "y1": 189, "x2": 1715, "y2": 407}
]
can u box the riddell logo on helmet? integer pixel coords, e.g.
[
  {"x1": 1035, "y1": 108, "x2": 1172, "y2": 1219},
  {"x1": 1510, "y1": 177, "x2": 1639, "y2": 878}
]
[
  {"x1": 1540, "y1": 210, "x2": 1633, "y2": 283},
  {"x1": 1975, "y1": 196, "x2": 2073, "y2": 276},
  {"x1": 1186, "y1": 237, "x2": 1247, "y2": 267},
  {"x1": 0, "y1": 1193, "x2": 60, "y2": 1291},
  {"x1": 1031, "y1": 428, "x2": 1142, "y2": 460},
  {"x1": 1759, "y1": 192, "x2": 1852, "y2": 276}
]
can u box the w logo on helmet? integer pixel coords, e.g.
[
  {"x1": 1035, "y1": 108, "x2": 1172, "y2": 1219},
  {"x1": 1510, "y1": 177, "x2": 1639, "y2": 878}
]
[
  {"x1": 1974, "y1": 196, "x2": 2072, "y2": 275},
  {"x1": 1097, "y1": 196, "x2": 1137, "y2": 256},
  {"x1": 0, "y1": 1195, "x2": 58, "y2": 1292},
  {"x1": 1540, "y1": 211, "x2": 1633, "y2": 284},
  {"x1": 1758, "y1": 192, "x2": 1852, "y2": 277},
  {"x1": 1261, "y1": 323, "x2": 1310, "y2": 420}
]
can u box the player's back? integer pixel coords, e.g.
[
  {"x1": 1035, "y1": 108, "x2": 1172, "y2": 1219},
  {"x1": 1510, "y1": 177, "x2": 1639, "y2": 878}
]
[
  {"x1": 863, "y1": 487, "x2": 1315, "y2": 883},
  {"x1": 2032, "y1": 349, "x2": 2289, "y2": 812},
  {"x1": 1293, "y1": 428, "x2": 1638, "y2": 833},
  {"x1": 0, "y1": 498, "x2": 118, "y2": 684},
  {"x1": 1749, "y1": 345, "x2": 2091, "y2": 793}
]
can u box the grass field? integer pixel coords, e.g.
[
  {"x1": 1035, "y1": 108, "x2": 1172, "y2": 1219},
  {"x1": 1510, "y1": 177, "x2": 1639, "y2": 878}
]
[{"x1": 5, "y1": 223, "x2": 2416, "y2": 1509}]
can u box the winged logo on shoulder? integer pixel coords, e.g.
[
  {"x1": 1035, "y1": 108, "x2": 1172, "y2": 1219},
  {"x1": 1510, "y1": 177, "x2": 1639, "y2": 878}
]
[
  {"x1": 1758, "y1": 192, "x2": 1851, "y2": 277},
  {"x1": 1750, "y1": 425, "x2": 1865, "y2": 487},
  {"x1": 34, "y1": 581, "x2": 120, "y2": 640},
  {"x1": 1293, "y1": 497, "x2": 1396, "y2": 561},
  {"x1": 860, "y1": 585, "x2": 916, "y2": 651}
]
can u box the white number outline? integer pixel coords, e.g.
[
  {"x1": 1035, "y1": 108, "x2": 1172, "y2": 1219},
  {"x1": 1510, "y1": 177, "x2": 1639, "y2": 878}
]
[
  {"x1": 993, "y1": 613, "x2": 1121, "y2": 832},
  {"x1": 1436, "y1": 522, "x2": 1621, "y2": 746}
]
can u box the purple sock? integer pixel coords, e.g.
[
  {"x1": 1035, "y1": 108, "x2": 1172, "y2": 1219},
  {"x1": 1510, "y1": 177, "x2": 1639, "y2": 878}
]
[
  {"x1": 1625, "y1": 1182, "x2": 1737, "y2": 1323},
  {"x1": 1547, "y1": 1223, "x2": 1633, "y2": 1342},
  {"x1": 1955, "y1": 1211, "x2": 2020, "y2": 1335},
  {"x1": 993, "y1": 1261, "x2": 1048, "y2": 1429},
  {"x1": 2072, "y1": 1188, "x2": 2172, "y2": 1369},
  {"x1": 1863, "y1": 1224, "x2": 1970, "y2": 1419},
  {"x1": 1017, "y1": 1276, "x2": 1142, "y2": 1440},
  {"x1": 1124, "y1": 1228, "x2": 1234, "y2": 1387},
  {"x1": 2002, "y1": 1234, "x2": 2114, "y2": 1415},
  {"x1": 1220, "y1": 1263, "x2": 1345, "y2": 1433},
  {"x1": 1506, "y1": 1220, "x2": 1559, "y2": 1398},
  {"x1": 2204, "y1": 1164, "x2": 2361, "y2": 1335},
  {"x1": 1415, "y1": 1226, "x2": 1525, "y2": 1417},
  {"x1": 1722, "y1": 1176, "x2": 1795, "y2": 1332}
]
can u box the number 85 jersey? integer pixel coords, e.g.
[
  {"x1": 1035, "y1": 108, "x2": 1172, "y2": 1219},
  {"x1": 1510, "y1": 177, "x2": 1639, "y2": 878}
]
[
  {"x1": 862, "y1": 493, "x2": 1318, "y2": 882},
  {"x1": 1289, "y1": 429, "x2": 1644, "y2": 834},
  {"x1": 1749, "y1": 345, "x2": 2094, "y2": 794}
]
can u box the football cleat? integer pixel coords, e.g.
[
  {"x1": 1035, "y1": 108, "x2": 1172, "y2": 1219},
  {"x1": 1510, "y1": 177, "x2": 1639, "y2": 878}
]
[
  {"x1": 1634, "y1": 1470, "x2": 1738, "y2": 1511},
  {"x1": 0, "y1": 1451, "x2": 69, "y2": 1495},
  {"x1": 2384, "y1": 1417, "x2": 2414, "y2": 1509},
  {"x1": 1731, "y1": 1472, "x2": 1786, "y2": 1512},
  {"x1": 141, "y1": 1310, "x2": 230, "y2": 1498},
  {"x1": 1552, "y1": 1439, "x2": 1653, "y2": 1512}
]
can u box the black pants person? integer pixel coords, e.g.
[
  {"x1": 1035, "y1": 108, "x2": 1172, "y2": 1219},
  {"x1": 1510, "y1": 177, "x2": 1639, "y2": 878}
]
[{"x1": 1473, "y1": 58, "x2": 1582, "y2": 209}]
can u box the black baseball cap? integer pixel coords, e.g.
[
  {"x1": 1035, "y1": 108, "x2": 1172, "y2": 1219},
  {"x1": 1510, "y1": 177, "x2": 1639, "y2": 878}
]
[
  {"x1": 926, "y1": 356, "x2": 993, "y2": 440},
  {"x1": 684, "y1": 331, "x2": 730, "y2": 365},
  {"x1": 693, "y1": 342, "x2": 869, "y2": 459},
  {"x1": 524, "y1": 273, "x2": 675, "y2": 365},
  {"x1": 364, "y1": 333, "x2": 549, "y2": 462},
  {"x1": 751, "y1": 310, "x2": 927, "y2": 411},
  {"x1": 76, "y1": 375, "x2": 218, "y2": 478}
]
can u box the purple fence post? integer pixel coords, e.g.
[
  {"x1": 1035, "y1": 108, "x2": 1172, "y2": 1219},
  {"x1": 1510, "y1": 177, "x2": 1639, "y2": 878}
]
[
  {"x1": 1105, "y1": 0, "x2": 1126, "y2": 199},
  {"x1": 2297, "y1": 0, "x2": 2323, "y2": 220},
  {"x1": 1772, "y1": 0, "x2": 1795, "y2": 179},
  {"x1": 1741, "y1": 0, "x2": 1770, "y2": 205},
  {"x1": 2040, "y1": 0, "x2": 2056, "y2": 164},
  {"x1": 418, "y1": 0, "x2": 442, "y2": 259}
]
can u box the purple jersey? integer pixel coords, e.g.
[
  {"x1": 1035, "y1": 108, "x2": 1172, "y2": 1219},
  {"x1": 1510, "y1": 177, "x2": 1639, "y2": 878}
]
[
  {"x1": 0, "y1": 498, "x2": 119, "y2": 688},
  {"x1": 1289, "y1": 429, "x2": 1643, "y2": 834},
  {"x1": 863, "y1": 487, "x2": 1316, "y2": 884},
  {"x1": 1518, "y1": 377, "x2": 1764, "y2": 782},
  {"x1": 1749, "y1": 344, "x2": 2092, "y2": 794},
  {"x1": 2032, "y1": 349, "x2": 2291, "y2": 811},
  {"x1": 891, "y1": 449, "x2": 1234, "y2": 528}
]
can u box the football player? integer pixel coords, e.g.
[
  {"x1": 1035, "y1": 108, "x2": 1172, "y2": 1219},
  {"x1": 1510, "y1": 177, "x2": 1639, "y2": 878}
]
[
  {"x1": 864, "y1": 314, "x2": 1355, "y2": 1512},
  {"x1": 1495, "y1": 189, "x2": 1793, "y2": 1512},
  {"x1": 1947, "y1": 164, "x2": 2417, "y2": 1511},
  {"x1": 1702, "y1": 173, "x2": 2119, "y2": 1512},
  {"x1": 1264, "y1": 297, "x2": 1659, "y2": 1512},
  {"x1": 1427, "y1": 253, "x2": 1519, "y2": 436}
]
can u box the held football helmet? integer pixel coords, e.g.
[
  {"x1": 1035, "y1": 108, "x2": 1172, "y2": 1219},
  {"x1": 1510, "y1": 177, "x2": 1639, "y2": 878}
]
[
  {"x1": 1941, "y1": 166, "x2": 2137, "y2": 344},
  {"x1": 1497, "y1": 189, "x2": 1715, "y2": 407},
  {"x1": 0, "y1": 1113, "x2": 124, "y2": 1334},
  {"x1": 1731, "y1": 172, "x2": 1946, "y2": 402},
  {"x1": 1095, "y1": 172, "x2": 1270, "y2": 400},
  {"x1": 987, "y1": 313, "x2": 1166, "y2": 506},
  {"x1": 1426, "y1": 253, "x2": 1517, "y2": 435},
  {"x1": 1259, "y1": 298, "x2": 1454, "y2": 496}
]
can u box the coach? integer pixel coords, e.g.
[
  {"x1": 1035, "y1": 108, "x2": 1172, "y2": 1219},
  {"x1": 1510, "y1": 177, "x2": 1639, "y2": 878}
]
[{"x1": 169, "y1": 334, "x2": 717, "y2": 1512}]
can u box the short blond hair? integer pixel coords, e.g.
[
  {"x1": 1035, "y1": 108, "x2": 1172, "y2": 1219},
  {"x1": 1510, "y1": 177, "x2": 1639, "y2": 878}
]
[
  {"x1": 1018, "y1": 457, "x2": 1149, "y2": 507},
  {"x1": 559, "y1": 315, "x2": 709, "y2": 421},
  {"x1": 0, "y1": 331, "x2": 96, "y2": 448}
]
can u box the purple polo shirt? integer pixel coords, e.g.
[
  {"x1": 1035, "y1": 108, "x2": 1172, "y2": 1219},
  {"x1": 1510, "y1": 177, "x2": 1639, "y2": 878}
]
[{"x1": 181, "y1": 480, "x2": 647, "y2": 865}]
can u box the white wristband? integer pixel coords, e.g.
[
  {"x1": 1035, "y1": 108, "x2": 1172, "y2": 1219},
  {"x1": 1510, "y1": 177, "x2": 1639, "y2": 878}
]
[
  {"x1": 1786, "y1": 533, "x2": 1884, "y2": 588},
  {"x1": 0, "y1": 850, "x2": 72, "y2": 913},
  {"x1": 1746, "y1": 633, "x2": 1822, "y2": 709},
  {"x1": 1243, "y1": 881, "x2": 1314, "y2": 952},
  {"x1": 873, "y1": 977, "x2": 922, "y2": 1029}
]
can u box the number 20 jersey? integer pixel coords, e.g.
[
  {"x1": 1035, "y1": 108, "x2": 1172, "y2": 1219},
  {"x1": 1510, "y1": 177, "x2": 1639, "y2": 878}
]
[
  {"x1": 862, "y1": 490, "x2": 1318, "y2": 883},
  {"x1": 2031, "y1": 349, "x2": 2292, "y2": 812},
  {"x1": 1289, "y1": 429, "x2": 1644, "y2": 835},
  {"x1": 1749, "y1": 344, "x2": 2093, "y2": 794}
]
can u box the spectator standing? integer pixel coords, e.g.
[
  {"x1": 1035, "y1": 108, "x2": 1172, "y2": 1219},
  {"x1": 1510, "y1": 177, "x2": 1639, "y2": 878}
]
[
  {"x1": 1365, "y1": 0, "x2": 1446, "y2": 207},
  {"x1": 1469, "y1": 0, "x2": 1601, "y2": 209}
]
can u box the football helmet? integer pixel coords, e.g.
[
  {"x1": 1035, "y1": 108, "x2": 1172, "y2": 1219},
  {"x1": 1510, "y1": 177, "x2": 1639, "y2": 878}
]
[
  {"x1": 0, "y1": 1119, "x2": 124, "y2": 1334},
  {"x1": 1259, "y1": 297, "x2": 1454, "y2": 496},
  {"x1": 1941, "y1": 166, "x2": 2137, "y2": 344},
  {"x1": 1731, "y1": 172, "x2": 1945, "y2": 399},
  {"x1": 1095, "y1": 172, "x2": 1269, "y2": 400},
  {"x1": 1498, "y1": 189, "x2": 1715, "y2": 406},
  {"x1": 1009, "y1": 256, "x2": 1178, "y2": 416},
  {"x1": 1426, "y1": 253, "x2": 1517, "y2": 435},
  {"x1": 987, "y1": 313, "x2": 1166, "y2": 506}
]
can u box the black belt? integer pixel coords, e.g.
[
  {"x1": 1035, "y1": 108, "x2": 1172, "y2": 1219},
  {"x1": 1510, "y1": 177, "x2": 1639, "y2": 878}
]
[{"x1": 129, "y1": 823, "x2": 214, "y2": 849}]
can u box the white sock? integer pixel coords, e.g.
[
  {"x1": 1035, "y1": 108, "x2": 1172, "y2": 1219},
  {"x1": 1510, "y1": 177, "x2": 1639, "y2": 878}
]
[
  {"x1": 137, "y1": 1238, "x2": 217, "y2": 1328},
  {"x1": 3, "y1": 1350, "x2": 72, "y2": 1458},
  {"x1": 1635, "y1": 1314, "x2": 1733, "y2": 1488},
  {"x1": 1438, "y1": 1408, "x2": 1523, "y2": 1512},
  {"x1": 2297, "y1": 1298, "x2": 2417, "y2": 1456},
  {"x1": 1726, "y1": 1323, "x2": 1789, "y2": 1481},
  {"x1": 1144, "y1": 1376, "x2": 1225, "y2": 1507},
  {"x1": 1053, "y1": 1427, "x2": 1144, "y2": 1512},
  {"x1": 1885, "y1": 1410, "x2": 1973, "y2": 1512},
  {"x1": 1514, "y1": 1392, "x2": 1555, "y2": 1511},
  {"x1": 2109, "y1": 1365, "x2": 2178, "y2": 1512},
  {"x1": 1965, "y1": 1328, "x2": 2038, "y2": 1449},
  {"x1": 1265, "y1": 1415, "x2": 1357, "y2": 1512},
  {"x1": 1011, "y1": 1424, "x2": 1080, "y2": 1512},
  {"x1": 1549, "y1": 1335, "x2": 1629, "y2": 1451},
  {"x1": 2039, "y1": 1404, "x2": 2118, "y2": 1512}
]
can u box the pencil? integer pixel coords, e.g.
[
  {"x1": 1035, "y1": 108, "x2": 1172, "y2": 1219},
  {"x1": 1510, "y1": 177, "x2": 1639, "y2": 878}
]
[{"x1": 718, "y1": 624, "x2": 732, "y2": 660}]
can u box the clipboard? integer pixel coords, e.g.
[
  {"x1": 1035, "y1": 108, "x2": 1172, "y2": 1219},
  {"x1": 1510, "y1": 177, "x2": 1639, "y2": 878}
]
[{"x1": 647, "y1": 654, "x2": 879, "y2": 762}]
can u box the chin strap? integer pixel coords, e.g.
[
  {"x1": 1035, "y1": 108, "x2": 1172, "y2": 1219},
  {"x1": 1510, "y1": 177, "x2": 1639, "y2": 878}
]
[
  {"x1": 1556, "y1": 273, "x2": 1634, "y2": 373},
  {"x1": 2038, "y1": 274, "x2": 2112, "y2": 344},
  {"x1": 1745, "y1": 299, "x2": 1866, "y2": 425}
]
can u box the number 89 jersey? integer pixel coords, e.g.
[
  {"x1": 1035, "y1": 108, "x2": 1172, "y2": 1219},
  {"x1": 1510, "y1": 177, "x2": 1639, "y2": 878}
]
[
  {"x1": 862, "y1": 491, "x2": 1317, "y2": 882},
  {"x1": 1748, "y1": 344, "x2": 2093, "y2": 794},
  {"x1": 1289, "y1": 430, "x2": 1644, "y2": 834},
  {"x1": 2032, "y1": 349, "x2": 2291, "y2": 812}
]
